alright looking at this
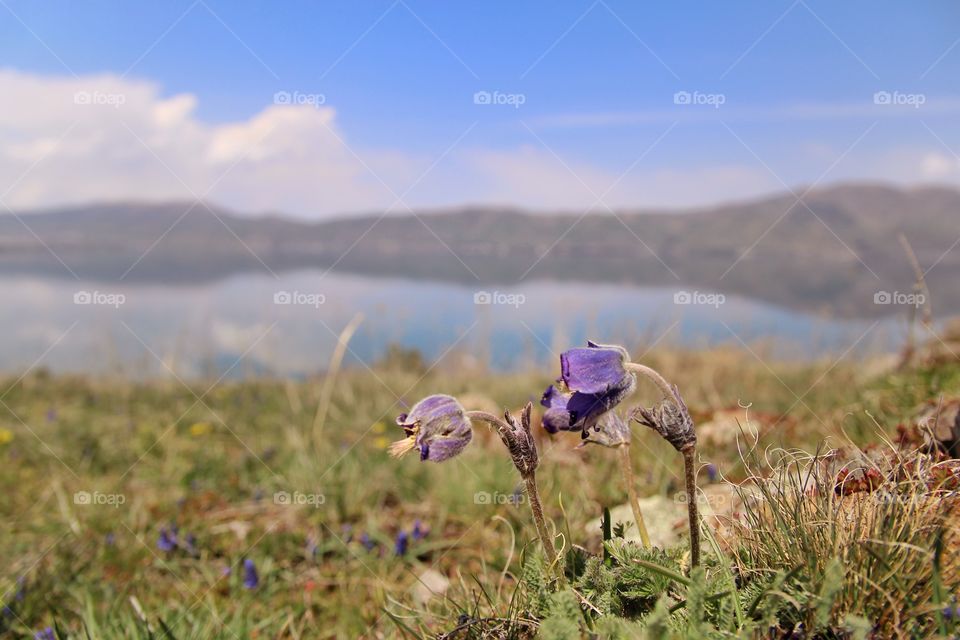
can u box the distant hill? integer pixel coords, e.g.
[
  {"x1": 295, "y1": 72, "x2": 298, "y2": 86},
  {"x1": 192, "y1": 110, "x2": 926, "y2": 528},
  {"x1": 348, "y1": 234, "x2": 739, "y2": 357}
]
[{"x1": 1, "y1": 182, "x2": 958, "y2": 318}]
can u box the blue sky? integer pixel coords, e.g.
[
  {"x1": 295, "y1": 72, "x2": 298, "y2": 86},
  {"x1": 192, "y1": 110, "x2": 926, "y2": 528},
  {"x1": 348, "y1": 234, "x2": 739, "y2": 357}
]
[{"x1": 2, "y1": 0, "x2": 959, "y2": 216}]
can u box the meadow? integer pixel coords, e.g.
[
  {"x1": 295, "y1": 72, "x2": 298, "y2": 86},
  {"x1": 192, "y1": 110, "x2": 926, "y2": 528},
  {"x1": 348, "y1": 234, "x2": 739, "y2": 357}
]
[{"x1": 1, "y1": 330, "x2": 959, "y2": 639}]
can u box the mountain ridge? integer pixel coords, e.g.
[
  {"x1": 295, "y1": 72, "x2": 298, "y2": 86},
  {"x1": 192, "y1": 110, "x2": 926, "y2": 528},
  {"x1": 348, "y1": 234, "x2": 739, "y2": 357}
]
[{"x1": 1, "y1": 181, "x2": 957, "y2": 318}]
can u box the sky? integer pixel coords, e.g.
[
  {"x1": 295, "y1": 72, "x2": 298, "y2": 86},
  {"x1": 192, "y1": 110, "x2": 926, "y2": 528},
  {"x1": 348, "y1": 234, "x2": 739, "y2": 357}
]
[{"x1": 1, "y1": 0, "x2": 959, "y2": 217}]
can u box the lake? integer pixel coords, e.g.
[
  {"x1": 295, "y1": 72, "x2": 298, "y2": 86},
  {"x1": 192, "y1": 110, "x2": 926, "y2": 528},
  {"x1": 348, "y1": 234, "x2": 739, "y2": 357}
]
[{"x1": 5, "y1": 270, "x2": 910, "y2": 379}]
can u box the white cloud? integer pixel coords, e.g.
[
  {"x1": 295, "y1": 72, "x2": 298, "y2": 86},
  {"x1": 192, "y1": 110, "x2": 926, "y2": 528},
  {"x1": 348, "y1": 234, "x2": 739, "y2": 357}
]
[
  {"x1": 1, "y1": 69, "x2": 957, "y2": 218},
  {"x1": 0, "y1": 68, "x2": 419, "y2": 216}
]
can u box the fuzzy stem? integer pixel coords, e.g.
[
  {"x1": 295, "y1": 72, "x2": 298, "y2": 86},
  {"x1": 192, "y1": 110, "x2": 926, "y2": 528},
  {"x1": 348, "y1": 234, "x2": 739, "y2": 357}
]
[
  {"x1": 522, "y1": 472, "x2": 559, "y2": 567},
  {"x1": 618, "y1": 444, "x2": 652, "y2": 548},
  {"x1": 682, "y1": 445, "x2": 700, "y2": 568},
  {"x1": 466, "y1": 411, "x2": 559, "y2": 566},
  {"x1": 624, "y1": 362, "x2": 674, "y2": 399}
]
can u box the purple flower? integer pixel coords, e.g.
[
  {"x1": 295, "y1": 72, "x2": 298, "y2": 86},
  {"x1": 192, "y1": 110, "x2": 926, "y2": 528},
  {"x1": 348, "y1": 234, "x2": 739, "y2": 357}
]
[
  {"x1": 34, "y1": 628, "x2": 55, "y2": 640},
  {"x1": 242, "y1": 558, "x2": 259, "y2": 589},
  {"x1": 360, "y1": 532, "x2": 376, "y2": 552},
  {"x1": 394, "y1": 530, "x2": 409, "y2": 556},
  {"x1": 541, "y1": 342, "x2": 635, "y2": 436},
  {"x1": 411, "y1": 519, "x2": 427, "y2": 541},
  {"x1": 707, "y1": 464, "x2": 719, "y2": 482},
  {"x1": 157, "y1": 527, "x2": 177, "y2": 552},
  {"x1": 390, "y1": 395, "x2": 473, "y2": 463}
]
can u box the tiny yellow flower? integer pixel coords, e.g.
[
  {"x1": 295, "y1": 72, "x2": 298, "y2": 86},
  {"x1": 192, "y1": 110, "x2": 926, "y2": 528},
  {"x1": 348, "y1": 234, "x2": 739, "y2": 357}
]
[
  {"x1": 371, "y1": 421, "x2": 386, "y2": 434},
  {"x1": 0, "y1": 428, "x2": 12, "y2": 445},
  {"x1": 373, "y1": 436, "x2": 390, "y2": 450},
  {"x1": 189, "y1": 422, "x2": 212, "y2": 437}
]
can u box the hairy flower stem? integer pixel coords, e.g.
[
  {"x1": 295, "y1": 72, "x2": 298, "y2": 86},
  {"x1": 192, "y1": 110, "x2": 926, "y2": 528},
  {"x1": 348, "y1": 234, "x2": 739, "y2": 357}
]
[
  {"x1": 624, "y1": 362, "x2": 674, "y2": 399},
  {"x1": 466, "y1": 411, "x2": 559, "y2": 568},
  {"x1": 522, "y1": 472, "x2": 559, "y2": 566},
  {"x1": 618, "y1": 445, "x2": 652, "y2": 547},
  {"x1": 682, "y1": 445, "x2": 701, "y2": 567}
]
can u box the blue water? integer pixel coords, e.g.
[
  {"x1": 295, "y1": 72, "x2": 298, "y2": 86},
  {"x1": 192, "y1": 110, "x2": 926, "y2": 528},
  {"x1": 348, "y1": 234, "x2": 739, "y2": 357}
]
[{"x1": 1, "y1": 270, "x2": 912, "y2": 378}]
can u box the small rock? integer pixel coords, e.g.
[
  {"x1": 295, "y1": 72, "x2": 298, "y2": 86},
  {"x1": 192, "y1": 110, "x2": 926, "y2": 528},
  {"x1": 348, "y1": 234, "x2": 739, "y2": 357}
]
[{"x1": 411, "y1": 568, "x2": 450, "y2": 605}]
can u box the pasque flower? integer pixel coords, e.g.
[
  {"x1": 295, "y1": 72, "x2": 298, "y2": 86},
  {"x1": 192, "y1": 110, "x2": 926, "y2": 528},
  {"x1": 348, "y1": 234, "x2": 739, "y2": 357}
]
[
  {"x1": 389, "y1": 395, "x2": 472, "y2": 462},
  {"x1": 541, "y1": 341, "x2": 704, "y2": 554},
  {"x1": 541, "y1": 341, "x2": 636, "y2": 436},
  {"x1": 391, "y1": 397, "x2": 561, "y2": 578}
]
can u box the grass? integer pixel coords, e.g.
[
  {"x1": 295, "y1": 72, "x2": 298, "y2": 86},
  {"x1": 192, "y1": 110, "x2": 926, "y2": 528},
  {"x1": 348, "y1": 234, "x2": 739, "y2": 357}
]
[{"x1": 1, "y1": 342, "x2": 958, "y2": 638}]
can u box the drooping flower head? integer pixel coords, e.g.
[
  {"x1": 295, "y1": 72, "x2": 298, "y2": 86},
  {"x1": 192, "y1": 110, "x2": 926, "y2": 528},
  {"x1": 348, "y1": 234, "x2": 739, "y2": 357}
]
[
  {"x1": 541, "y1": 341, "x2": 636, "y2": 436},
  {"x1": 389, "y1": 394, "x2": 473, "y2": 462}
]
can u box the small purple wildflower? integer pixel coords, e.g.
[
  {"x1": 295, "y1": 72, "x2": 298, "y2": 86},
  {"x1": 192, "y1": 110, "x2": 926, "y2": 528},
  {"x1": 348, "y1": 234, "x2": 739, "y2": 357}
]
[
  {"x1": 411, "y1": 519, "x2": 427, "y2": 541},
  {"x1": 221, "y1": 565, "x2": 232, "y2": 578},
  {"x1": 34, "y1": 628, "x2": 55, "y2": 640},
  {"x1": 104, "y1": 532, "x2": 116, "y2": 546},
  {"x1": 157, "y1": 527, "x2": 177, "y2": 552},
  {"x1": 14, "y1": 577, "x2": 25, "y2": 601},
  {"x1": 707, "y1": 463, "x2": 719, "y2": 483},
  {"x1": 242, "y1": 558, "x2": 259, "y2": 590},
  {"x1": 394, "y1": 530, "x2": 409, "y2": 556},
  {"x1": 360, "y1": 532, "x2": 375, "y2": 552}
]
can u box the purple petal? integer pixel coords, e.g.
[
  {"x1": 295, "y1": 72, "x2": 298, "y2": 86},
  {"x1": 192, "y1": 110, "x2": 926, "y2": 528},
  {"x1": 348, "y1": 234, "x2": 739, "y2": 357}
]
[{"x1": 560, "y1": 343, "x2": 631, "y2": 394}]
